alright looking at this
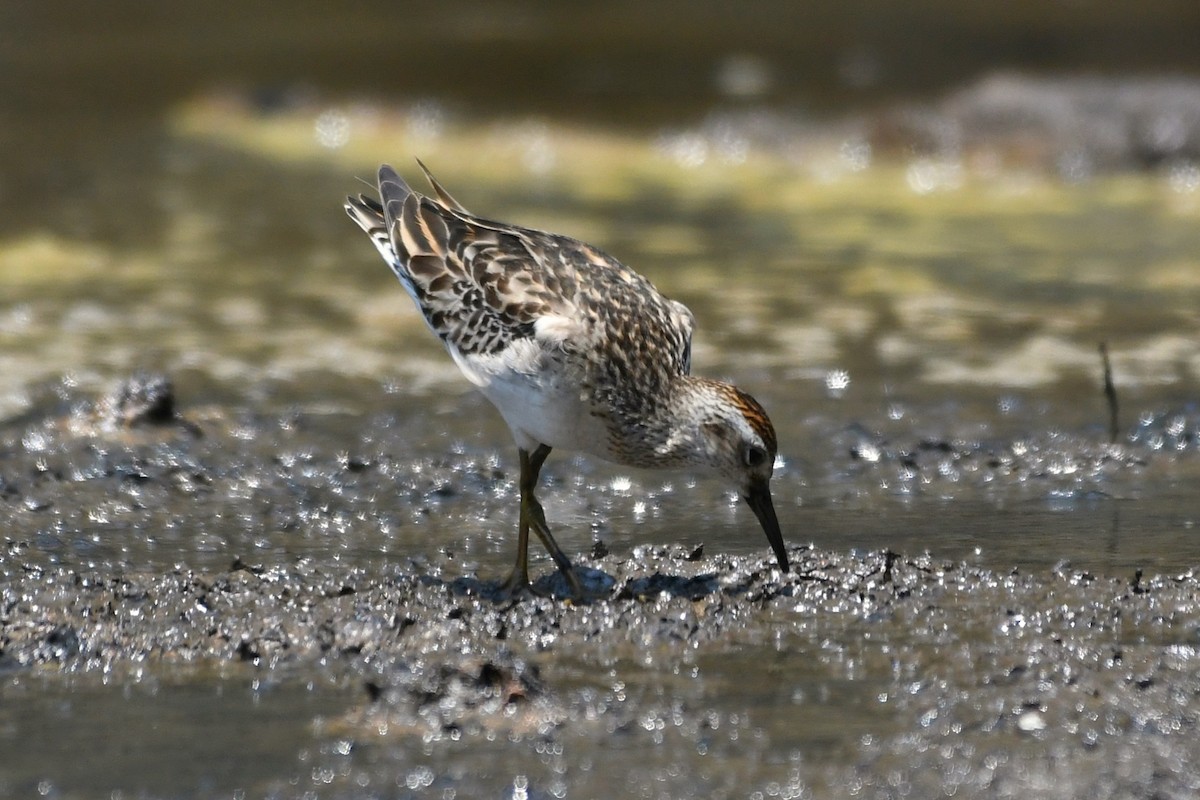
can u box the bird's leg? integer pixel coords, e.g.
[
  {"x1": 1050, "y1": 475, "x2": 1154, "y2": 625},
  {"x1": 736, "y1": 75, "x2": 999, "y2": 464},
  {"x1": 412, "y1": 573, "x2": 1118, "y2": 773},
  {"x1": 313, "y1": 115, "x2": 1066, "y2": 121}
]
[
  {"x1": 497, "y1": 449, "x2": 534, "y2": 595},
  {"x1": 499, "y1": 444, "x2": 584, "y2": 598},
  {"x1": 524, "y1": 449, "x2": 585, "y2": 597}
]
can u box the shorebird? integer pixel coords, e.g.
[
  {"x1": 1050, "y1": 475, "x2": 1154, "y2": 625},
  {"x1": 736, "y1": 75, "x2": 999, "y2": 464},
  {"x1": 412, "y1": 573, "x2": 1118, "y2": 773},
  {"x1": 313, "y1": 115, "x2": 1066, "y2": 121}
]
[{"x1": 346, "y1": 162, "x2": 787, "y2": 597}]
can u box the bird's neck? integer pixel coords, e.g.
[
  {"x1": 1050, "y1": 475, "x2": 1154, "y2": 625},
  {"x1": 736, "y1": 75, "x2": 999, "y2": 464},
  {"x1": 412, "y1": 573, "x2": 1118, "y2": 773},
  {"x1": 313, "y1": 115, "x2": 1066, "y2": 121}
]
[{"x1": 641, "y1": 375, "x2": 725, "y2": 468}]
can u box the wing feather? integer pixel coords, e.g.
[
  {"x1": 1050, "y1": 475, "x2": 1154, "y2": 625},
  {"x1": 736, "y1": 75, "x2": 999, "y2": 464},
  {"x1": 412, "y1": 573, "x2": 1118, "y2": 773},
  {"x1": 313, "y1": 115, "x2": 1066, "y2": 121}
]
[
  {"x1": 347, "y1": 161, "x2": 693, "y2": 385},
  {"x1": 349, "y1": 163, "x2": 573, "y2": 356}
]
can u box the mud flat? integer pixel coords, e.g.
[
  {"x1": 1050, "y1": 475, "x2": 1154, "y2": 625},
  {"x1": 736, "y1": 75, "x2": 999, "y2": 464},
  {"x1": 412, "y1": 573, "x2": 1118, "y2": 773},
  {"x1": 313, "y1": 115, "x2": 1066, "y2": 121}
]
[{"x1": 3, "y1": 377, "x2": 1200, "y2": 798}]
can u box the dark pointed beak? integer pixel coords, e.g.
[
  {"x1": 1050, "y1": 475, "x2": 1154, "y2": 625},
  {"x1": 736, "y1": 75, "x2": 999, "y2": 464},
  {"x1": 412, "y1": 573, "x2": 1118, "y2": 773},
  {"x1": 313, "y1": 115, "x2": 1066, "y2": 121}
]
[{"x1": 744, "y1": 479, "x2": 788, "y2": 572}]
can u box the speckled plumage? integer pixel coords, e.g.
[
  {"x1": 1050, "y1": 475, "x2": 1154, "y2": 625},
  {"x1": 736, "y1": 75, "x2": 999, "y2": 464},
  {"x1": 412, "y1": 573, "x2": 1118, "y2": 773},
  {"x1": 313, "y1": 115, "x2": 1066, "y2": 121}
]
[{"x1": 346, "y1": 162, "x2": 788, "y2": 595}]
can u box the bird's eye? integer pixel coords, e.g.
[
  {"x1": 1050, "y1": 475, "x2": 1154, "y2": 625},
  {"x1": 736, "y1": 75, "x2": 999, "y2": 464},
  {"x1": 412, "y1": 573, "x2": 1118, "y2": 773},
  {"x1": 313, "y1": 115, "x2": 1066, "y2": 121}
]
[{"x1": 744, "y1": 445, "x2": 768, "y2": 468}]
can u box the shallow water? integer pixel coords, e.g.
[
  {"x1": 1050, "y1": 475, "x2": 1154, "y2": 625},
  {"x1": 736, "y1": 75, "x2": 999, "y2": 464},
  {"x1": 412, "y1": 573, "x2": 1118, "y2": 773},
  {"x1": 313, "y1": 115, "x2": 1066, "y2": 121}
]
[
  {"x1": 0, "y1": 669, "x2": 353, "y2": 798},
  {"x1": 4, "y1": 4, "x2": 1200, "y2": 798}
]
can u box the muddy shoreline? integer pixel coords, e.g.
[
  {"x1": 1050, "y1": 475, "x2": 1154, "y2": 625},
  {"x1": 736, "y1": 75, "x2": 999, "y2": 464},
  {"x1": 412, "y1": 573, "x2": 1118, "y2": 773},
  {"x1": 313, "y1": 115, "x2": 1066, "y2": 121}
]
[
  {"x1": 5, "y1": 534, "x2": 1200, "y2": 797},
  {"x1": 3, "y1": 374, "x2": 1200, "y2": 797}
]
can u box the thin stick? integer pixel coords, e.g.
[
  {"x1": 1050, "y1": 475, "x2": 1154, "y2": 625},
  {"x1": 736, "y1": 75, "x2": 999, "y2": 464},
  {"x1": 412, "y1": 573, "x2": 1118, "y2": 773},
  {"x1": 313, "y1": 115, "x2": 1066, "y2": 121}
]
[{"x1": 1099, "y1": 342, "x2": 1118, "y2": 443}]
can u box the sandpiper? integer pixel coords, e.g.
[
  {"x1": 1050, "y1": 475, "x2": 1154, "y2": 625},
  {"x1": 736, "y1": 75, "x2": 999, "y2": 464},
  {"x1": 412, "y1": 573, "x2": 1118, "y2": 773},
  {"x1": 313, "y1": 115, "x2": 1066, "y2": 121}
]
[{"x1": 346, "y1": 162, "x2": 787, "y2": 596}]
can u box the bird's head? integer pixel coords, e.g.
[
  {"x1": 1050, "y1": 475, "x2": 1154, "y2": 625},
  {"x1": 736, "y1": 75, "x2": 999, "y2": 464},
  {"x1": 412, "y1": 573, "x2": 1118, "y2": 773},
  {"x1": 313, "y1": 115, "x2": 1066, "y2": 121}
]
[{"x1": 687, "y1": 379, "x2": 788, "y2": 572}]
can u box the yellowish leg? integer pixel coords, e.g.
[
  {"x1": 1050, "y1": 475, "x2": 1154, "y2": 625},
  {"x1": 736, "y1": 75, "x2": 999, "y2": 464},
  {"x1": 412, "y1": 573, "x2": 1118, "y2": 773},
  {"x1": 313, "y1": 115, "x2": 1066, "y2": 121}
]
[
  {"x1": 498, "y1": 445, "x2": 583, "y2": 598},
  {"x1": 498, "y1": 470, "x2": 532, "y2": 594}
]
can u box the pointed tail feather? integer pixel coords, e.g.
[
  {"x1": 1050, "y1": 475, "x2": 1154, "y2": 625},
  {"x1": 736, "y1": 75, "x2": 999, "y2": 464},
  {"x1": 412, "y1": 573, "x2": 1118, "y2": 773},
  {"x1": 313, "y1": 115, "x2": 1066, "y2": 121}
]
[
  {"x1": 415, "y1": 158, "x2": 469, "y2": 213},
  {"x1": 377, "y1": 164, "x2": 413, "y2": 231}
]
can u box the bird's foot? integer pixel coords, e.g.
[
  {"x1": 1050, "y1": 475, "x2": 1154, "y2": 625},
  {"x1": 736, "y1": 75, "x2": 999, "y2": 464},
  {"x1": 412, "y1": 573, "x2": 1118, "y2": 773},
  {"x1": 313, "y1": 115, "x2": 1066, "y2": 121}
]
[
  {"x1": 540, "y1": 564, "x2": 614, "y2": 603},
  {"x1": 495, "y1": 567, "x2": 534, "y2": 601},
  {"x1": 494, "y1": 564, "x2": 607, "y2": 603}
]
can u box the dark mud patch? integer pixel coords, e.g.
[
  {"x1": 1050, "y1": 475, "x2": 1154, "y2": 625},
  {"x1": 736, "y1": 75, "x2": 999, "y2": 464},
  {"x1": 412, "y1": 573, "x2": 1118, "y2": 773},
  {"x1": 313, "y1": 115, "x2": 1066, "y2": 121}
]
[
  {"x1": 688, "y1": 73, "x2": 1200, "y2": 179},
  {"x1": 4, "y1": 545, "x2": 1200, "y2": 796},
  {"x1": 0, "y1": 544, "x2": 856, "y2": 673},
  {"x1": 3, "y1": 377, "x2": 1200, "y2": 795},
  {"x1": 876, "y1": 74, "x2": 1200, "y2": 174}
]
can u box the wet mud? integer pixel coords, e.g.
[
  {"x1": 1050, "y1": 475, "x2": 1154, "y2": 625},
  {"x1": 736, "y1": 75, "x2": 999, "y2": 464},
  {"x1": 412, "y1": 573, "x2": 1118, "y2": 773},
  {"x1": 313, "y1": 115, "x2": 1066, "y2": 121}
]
[
  {"x1": 2, "y1": 376, "x2": 1199, "y2": 797},
  {"x1": 6, "y1": 538, "x2": 1200, "y2": 797},
  {"x1": 7, "y1": 544, "x2": 1200, "y2": 796}
]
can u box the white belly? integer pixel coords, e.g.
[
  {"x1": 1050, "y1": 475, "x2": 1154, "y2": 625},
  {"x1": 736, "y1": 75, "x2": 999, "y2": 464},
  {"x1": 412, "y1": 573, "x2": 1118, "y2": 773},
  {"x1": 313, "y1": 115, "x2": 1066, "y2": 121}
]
[
  {"x1": 450, "y1": 340, "x2": 611, "y2": 456},
  {"x1": 482, "y1": 372, "x2": 610, "y2": 454}
]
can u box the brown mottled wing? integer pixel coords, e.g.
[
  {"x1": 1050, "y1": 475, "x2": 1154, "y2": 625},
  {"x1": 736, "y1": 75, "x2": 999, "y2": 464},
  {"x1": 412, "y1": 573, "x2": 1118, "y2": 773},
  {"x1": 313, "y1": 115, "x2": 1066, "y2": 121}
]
[
  {"x1": 348, "y1": 164, "x2": 694, "y2": 382},
  {"x1": 345, "y1": 164, "x2": 567, "y2": 356},
  {"x1": 571, "y1": 257, "x2": 695, "y2": 376},
  {"x1": 562, "y1": 247, "x2": 696, "y2": 416}
]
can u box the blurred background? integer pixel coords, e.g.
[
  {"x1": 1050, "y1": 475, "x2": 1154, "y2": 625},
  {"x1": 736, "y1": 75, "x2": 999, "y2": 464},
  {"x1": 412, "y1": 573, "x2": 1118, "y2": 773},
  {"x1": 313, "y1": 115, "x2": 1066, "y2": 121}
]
[
  {"x1": 2, "y1": 0, "x2": 1200, "y2": 571},
  {"x1": 8, "y1": 1, "x2": 1200, "y2": 132},
  {"x1": 3, "y1": 0, "x2": 1200, "y2": 399},
  {"x1": 3, "y1": 0, "x2": 1200, "y2": 551}
]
